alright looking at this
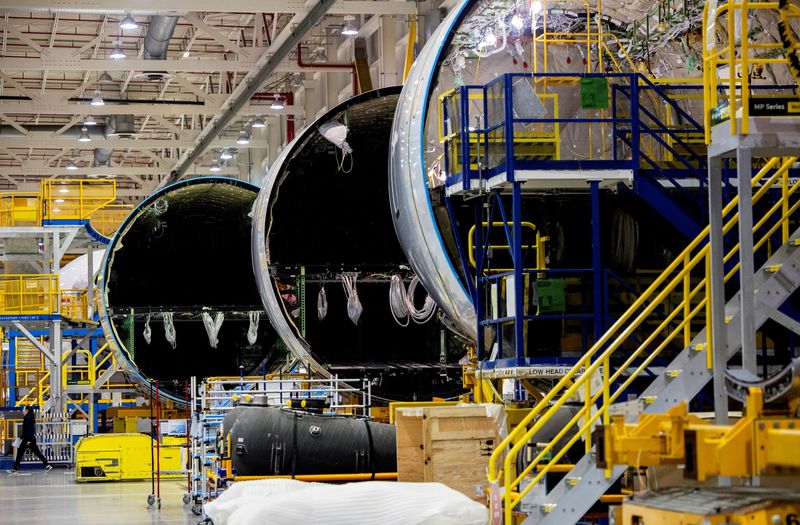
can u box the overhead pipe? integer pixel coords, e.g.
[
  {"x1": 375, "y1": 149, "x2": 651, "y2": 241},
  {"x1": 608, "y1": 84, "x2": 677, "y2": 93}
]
[
  {"x1": 166, "y1": 0, "x2": 337, "y2": 184},
  {"x1": 296, "y1": 44, "x2": 358, "y2": 97}
]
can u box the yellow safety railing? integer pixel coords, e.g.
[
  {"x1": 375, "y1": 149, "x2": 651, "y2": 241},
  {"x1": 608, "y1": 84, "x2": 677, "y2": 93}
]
[
  {"x1": 61, "y1": 289, "x2": 89, "y2": 322},
  {"x1": 92, "y1": 343, "x2": 117, "y2": 387},
  {"x1": 16, "y1": 370, "x2": 50, "y2": 408},
  {"x1": 40, "y1": 179, "x2": 116, "y2": 221},
  {"x1": 467, "y1": 222, "x2": 548, "y2": 272},
  {"x1": 63, "y1": 348, "x2": 92, "y2": 386},
  {"x1": 488, "y1": 155, "x2": 798, "y2": 522},
  {"x1": 439, "y1": 89, "x2": 560, "y2": 177},
  {"x1": 0, "y1": 274, "x2": 59, "y2": 316},
  {"x1": 88, "y1": 204, "x2": 133, "y2": 237},
  {"x1": 703, "y1": 0, "x2": 796, "y2": 140},
  {"x1": 0, "y1": 192, "x2": 40, "y2": 227}
]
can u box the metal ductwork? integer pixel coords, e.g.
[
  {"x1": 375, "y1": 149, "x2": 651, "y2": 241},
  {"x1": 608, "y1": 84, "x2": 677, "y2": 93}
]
[
  {"x1": 139, "y1": 15, "x2": 178, "y2": 81},
  {"x1": 93, "y1": 114, "x2": 135, "y2": 167}
]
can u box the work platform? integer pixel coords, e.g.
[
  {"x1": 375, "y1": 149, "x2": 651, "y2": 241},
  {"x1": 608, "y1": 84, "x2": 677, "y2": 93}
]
[{"x1": 0, "y1": 179, "x2": 133, "y2": 421}]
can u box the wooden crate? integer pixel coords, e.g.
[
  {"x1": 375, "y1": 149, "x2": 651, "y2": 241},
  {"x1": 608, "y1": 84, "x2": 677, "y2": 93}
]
[{"x1": 395, "y1": 404, "x2": 503, "y2": 499}]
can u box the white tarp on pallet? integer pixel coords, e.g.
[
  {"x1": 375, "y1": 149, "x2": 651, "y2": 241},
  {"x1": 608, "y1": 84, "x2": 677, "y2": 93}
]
[{"x1": 204, "y1": 479, "x2": 489, "y2": 525}]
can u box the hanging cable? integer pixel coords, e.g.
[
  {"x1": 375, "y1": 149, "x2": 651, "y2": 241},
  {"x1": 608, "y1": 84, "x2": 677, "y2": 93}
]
[
  {"x1": 247, "y1": 311, "x2": 260, "y2": 346},
  {"x1": 162, "y1": 312, "x2": 177, "y2": 349},
  {"x1": 143, "y1": 313, "x2": 152, "y2": 344},
  {"x1": 389, "y1": 274, "x2": 410, "y2": 327},
  {"x1": 405, "y1": 276, "x2": 437, "y2": 324},
  {"x1": 201, "y1": 310, "x2": 225, "y2": 348},
  {"x1": 340, "y1": 273, "x2": 363, "y2": 325}
]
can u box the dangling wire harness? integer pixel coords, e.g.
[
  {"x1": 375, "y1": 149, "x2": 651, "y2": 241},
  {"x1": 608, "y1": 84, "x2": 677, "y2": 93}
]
[
  {"x1": 143, "y1": 313, "x2": 152, "y2": 344},
  {"x1": 247, "y1": 311, "x2": 260, "y2": 345},
  {"x1": 389, "y1": 274, "x2": 437, "y2": 326},
  {"x1": 201, "y1": 310, "x2": 225, "y2": 348},
  {"x1": 162, "y1": 312, "x2": 177, "y2": 349},
  {"x1": 340, "y1": 273, "x2": 363, "y2": 325}
]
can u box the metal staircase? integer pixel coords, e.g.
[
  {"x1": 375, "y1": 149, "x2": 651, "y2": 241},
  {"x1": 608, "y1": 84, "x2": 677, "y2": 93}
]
[{"x1": 488, "y1": 156, "x2": 800, "y2": 524}]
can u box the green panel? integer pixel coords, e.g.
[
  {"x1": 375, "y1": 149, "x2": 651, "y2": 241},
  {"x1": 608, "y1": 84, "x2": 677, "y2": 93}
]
[
  {"x1": 580, "y1": 77, "x2": 609, "y2": 109},
  {"x1": 535, "y1": 279, "x2": 566, "y2": 314}
]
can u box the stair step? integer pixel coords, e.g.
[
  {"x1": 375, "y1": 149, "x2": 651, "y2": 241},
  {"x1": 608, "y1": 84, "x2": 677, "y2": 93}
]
[{"x1": 527, "y1": 231, "x2": 800, "y2": 525}]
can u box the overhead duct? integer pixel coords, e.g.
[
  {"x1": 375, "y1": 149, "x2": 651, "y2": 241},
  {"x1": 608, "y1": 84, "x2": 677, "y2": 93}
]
[
  {"x1": 93, "y1": 114, "x2": 135, "y2": 167},
  {"x1": 139, "y1": 15, "x2": 178, "y2": 81},
  {"x1": 105, "y1": 115, "x2": 135, "y2": 137},
  {"x1": 98, "y1": 177, "x2": 278, "y2": 401}
]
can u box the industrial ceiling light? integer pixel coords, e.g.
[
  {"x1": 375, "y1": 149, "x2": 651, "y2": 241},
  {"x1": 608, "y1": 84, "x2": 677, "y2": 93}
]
[
  {"x1": 119, "y1": 14, "x2": 137, "y2": 30},
  {"x1": 219, "y1": 149, "x2": 233, "y2": 160},
  {"x1": 532, "y1": 0, "x2": 543, "y2": 14},
  {"x1": 209, "y1": 162, "x2": 221, "y2": 172},
  {"x1": 66, "y1": 161, "x2": 78, "y2": 171},
  {"x1": 98, "y1": 71, "x2": 114, "y2": 83},
  {"x1": 290, "y1": 74, "x2": 304, "y2": 89},
  {"x1": 236, "y1": 129, "x2": 251, "y2": 145},
  {"x1": 511, "y1": 14, "x2": 524, "y2": 30},
  {"x1": 90, "y1": 91, "x2": 105, "y2": 106},
  {"x1": 109, "y1": 43, "x2": 126, "y2": 59},
  {"x1": 341, "y1": 15, "x2": 359, "y2": 36},
  {"x1": 78, "y1": 127, "x2": 92, "y2": 142},
  {"x1": 270, "y1": 96, "x2": 284, "y2": 110},
  {"x1": 252, "y1": 117, "x2": 266, "y2": 128},
  {"x1": 83, "y1": 115, "x2": 97, "y2": 126}
]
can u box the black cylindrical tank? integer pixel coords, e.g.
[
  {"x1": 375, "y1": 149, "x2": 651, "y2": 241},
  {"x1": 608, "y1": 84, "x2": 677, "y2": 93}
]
[{"x1": 223, "y1": 405, "x2": 396, "y2": 476}]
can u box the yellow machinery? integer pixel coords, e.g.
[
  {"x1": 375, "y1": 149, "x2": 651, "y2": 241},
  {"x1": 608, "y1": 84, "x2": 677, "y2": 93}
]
[
  {"x1": 615, "y1": 486, "x2": 800, "y2": 525},
  {"x1": 596, "y1": 380, "x2": 800, "y2": 524},
  {"x1": 597, "y1": 386, "x2": 800, "y2": 480},
  {"x1": 75, "y1": 433, "x2": 185, "y2": 482}
]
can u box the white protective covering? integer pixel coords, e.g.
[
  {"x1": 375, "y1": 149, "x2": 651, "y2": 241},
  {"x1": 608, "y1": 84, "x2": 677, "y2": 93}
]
[
  {"x1": 59, "y1": 249, "x2": 105, "y2": 289},
  {"x1": 204, "y1": 479, "x2": 489, "y2": 525}
]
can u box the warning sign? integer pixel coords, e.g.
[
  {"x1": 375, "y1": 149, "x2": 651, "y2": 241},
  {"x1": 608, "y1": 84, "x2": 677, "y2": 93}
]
[{"x1": 749, "y1": 98, "x2": 800, "y2": 116}]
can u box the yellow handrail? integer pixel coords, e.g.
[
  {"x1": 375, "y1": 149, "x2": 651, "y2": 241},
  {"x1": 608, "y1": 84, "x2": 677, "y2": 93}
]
[
  {"x1": 0, "y1": 274, "x2": 60, "y2": 316},
  {"x1": 88, "y1": 204, "x2": 132, "y2": 237},
  {"x1": 488, "y1": 155, "x2": 798, "y2": 521},
  {"x1": 40, "y1": 179, "x2": 116, "y2": 221},
  {"x1": 703, "y1": 0, "x2": 791, "y2": 140}
]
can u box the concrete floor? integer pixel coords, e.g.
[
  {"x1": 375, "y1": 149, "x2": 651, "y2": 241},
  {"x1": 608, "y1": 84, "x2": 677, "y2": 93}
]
[{"x1": 0, "y1": 467, "x2": 199, "y2": 525}]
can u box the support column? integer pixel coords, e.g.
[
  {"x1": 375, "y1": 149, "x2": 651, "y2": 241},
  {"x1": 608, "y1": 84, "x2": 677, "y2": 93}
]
[
  {"x1": 736, "y1": 147, "x2": 757, "y2": 375},
  {"x1": 48, "y1": 232, "x2": 62, "y2": 413},
  {"x1": 512, "y1": 182, "x2": 524, "y2": 365},
  {"x1": 708, "y1": 156, "x2": 729, "y2": 426},
  {"x1": 379, "y1": 16, "x2": 400, "y2": 87},
  {"x1": 590, "y1": 180, "x2": 603, "y2": 342},
  {"x1": 86, "y1": 244, "x2": 94, "y2": 320}
]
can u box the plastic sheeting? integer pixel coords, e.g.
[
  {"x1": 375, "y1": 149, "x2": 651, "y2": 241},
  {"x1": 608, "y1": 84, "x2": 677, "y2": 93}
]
[
  {"x1": 59, "y1": 249, "x2": 105, "y2": 289},
  {"x1": 247, "y1": 311, "x2": 259, "y2": 346},
  {"x1": 204, "y1": 479, "x2": 489, "y2": 525},
  {"x1": 317, "y1": 285, "x2": 328, "y2": 321},
  {"x1": 143, "y1": 314, "x2": 152, "y2": 344},
  {"x1": 163, "y1": 312, "x2": 176, "y2": 349}
]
